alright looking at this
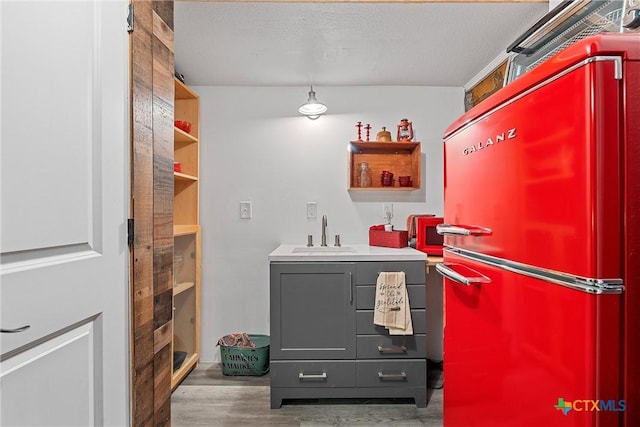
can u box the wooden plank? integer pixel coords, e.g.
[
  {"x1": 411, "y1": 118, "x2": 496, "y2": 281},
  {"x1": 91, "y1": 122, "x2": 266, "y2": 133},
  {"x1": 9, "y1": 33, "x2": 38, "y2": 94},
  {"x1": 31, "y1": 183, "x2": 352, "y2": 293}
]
[
  {"x1": 154, "y1": 321, "x2": 173, "y2": 353},
  {"x1": 132, "y1": 0, "x2": 154, "y2": 330},
  {"x1": 133, "y1": 322, "x2": 154, "y2": 427},
  {"x1": 174, "y1": 126, "x2": 197, "y2": 143},
  {"x1": 153, "y1": 344, "x2": 172, "y2": 426},
  {"x1": 153, "y1": 12, "x2": 174, "y2": 53},
  {"x1": 174, "y1": 281, "x2": 195, "y2": 296},
  {"x1": 131, "y1": 1, "x2": 156, "y2": 426},
  {"x1": 154, "y1": 289, "x2": 173, "y2": 329},
  {"x1": 174, "y1": 224, "x2": 200, "y2": 236},
  {"x1": 154, "y1": 1, "x2": 174, "y2": 31},
  {"x1": 152, "y1": 5, "x2": 175, "y2": 316},
  {"x1": 151, "y1": 2, "x2": 175, "y2": 425},
  {"x1": 131, "y1": 1, "x2": 175, "y2": 426}
]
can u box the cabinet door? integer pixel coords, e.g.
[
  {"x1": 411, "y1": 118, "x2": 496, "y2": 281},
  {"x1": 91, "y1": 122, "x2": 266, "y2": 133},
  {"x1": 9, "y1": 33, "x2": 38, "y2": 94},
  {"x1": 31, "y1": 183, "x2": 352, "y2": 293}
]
[{"x1": 270, "y1": 263, "x2": 356, "y2": 360}]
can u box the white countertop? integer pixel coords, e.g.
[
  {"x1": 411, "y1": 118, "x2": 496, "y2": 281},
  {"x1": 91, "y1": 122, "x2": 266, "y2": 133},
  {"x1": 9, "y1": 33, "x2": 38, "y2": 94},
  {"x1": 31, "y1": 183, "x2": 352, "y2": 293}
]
[{"x1": 268, "y1": 244, "x2": 428, "y2": 262}]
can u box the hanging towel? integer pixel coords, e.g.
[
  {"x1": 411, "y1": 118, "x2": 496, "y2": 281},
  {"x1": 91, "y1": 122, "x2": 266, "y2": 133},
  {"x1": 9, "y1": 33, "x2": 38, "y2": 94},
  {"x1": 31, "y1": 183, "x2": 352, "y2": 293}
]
[{"x1": 373, "y1": 272, "x2": 413, "y2": 335}]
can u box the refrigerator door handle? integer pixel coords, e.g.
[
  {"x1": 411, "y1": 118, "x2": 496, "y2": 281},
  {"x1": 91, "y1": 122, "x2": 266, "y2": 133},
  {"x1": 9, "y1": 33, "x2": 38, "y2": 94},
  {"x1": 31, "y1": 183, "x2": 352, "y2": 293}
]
[
  {"x1": 436, "y1": 262, "x2": 491, "y2": 286},
  {"x1": 436, "y1": 223, "x2": 492, "y2": 236}
]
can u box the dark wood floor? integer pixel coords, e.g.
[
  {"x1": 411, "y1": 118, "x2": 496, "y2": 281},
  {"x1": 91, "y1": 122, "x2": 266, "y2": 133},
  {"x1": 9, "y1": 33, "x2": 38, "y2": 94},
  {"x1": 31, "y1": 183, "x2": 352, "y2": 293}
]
[{"x1": 171, "y1": 362, "x2": 443, "y2": 426}]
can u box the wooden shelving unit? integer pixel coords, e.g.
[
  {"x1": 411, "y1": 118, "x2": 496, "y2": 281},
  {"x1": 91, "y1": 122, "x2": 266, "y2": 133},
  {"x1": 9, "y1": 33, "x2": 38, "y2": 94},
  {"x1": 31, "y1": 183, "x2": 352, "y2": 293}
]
[
  {"x1": 172, "y1": 78, "x2": 201, "y2": 390},
  {"x1": 348, "y1": 141, "x2": 421, "y2": 191}
]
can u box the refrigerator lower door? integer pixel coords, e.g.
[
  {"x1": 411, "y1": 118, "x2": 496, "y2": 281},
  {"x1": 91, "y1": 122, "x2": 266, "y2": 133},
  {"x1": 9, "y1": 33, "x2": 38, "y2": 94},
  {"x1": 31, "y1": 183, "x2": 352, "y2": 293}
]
[{"x1": 441, "y1": 251, "x2": 622, "y2": 427}]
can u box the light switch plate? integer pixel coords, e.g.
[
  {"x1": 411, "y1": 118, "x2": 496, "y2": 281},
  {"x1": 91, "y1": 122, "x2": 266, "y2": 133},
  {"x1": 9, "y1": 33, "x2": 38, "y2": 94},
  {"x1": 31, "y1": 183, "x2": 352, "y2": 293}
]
[
  {"x1": 383, "y1": 203, "x2": 393, "y2": 221},
  {"x1": 240, "y1": 201, "x2": 252, "y2": 219},
  {"x1": 306, "y1": 201, "x2": 317, "y2": 219}
]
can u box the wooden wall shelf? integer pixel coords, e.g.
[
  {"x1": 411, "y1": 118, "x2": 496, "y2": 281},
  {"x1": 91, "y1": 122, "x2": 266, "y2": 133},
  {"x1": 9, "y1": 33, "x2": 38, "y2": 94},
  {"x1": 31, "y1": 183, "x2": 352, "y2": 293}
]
[
  {"x1": 175, "y1": 127, "x2": 197, "y2": 144},
  {"x1": 174, "y1": 281, "x2": 196, "y2": 296},
  {"x1": 348, "y1": 141, "x2": 421, "y2": 190}
]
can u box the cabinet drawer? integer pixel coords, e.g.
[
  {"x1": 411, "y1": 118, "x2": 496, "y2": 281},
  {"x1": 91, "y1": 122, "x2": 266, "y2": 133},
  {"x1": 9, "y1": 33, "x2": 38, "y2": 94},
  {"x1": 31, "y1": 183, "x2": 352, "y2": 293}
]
[
  {"x1": 270, "y1": 360, "x2": 356, "y2": 388},
  {"x1": 356, "y1": 262, "x2": 425, "y2": 285},
  {"x1": 356, "y1": 360, "x2": 426, "y2": 387},
  {"x1": 356, "y1": 309, "x2": 426, "y2": 335},
  {"x1": 356, "y1": 284, "x2": 425, "y2": 310},
  {"x1": 356, "y1": 335, "x2": 426, "y2": 359}
]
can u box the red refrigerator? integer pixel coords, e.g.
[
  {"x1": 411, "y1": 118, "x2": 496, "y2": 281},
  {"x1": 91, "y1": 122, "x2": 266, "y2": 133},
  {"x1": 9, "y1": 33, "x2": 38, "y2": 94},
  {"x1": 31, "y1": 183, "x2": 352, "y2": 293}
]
[{"x1": 438, "y1": 34, "x2": 640, "y2": 427}]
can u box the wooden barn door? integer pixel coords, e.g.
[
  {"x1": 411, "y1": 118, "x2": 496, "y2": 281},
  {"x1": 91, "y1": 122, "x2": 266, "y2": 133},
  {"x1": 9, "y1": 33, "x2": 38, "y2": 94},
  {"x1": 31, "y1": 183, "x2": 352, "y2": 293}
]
[{"x1": 130, "y1": 1, "x2": 175, "y2": 425}]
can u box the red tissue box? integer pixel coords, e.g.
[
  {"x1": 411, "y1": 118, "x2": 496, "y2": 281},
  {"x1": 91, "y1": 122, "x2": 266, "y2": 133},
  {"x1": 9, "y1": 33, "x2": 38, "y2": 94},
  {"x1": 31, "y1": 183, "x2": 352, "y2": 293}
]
[{"x1": 369, "y1": 225, "x2": 408, "y2": 248}]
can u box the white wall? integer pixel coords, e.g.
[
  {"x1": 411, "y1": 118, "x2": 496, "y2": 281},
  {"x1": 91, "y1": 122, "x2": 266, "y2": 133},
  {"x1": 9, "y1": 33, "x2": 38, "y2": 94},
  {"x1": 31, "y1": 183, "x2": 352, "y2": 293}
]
[{"x1": 195, "y1": 85, "x2": 464, "y2": 362}]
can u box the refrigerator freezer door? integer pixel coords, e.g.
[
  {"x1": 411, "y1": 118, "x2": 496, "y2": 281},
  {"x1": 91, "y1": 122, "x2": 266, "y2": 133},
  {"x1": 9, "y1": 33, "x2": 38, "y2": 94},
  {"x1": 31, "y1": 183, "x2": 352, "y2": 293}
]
[
  {"x1": 442, "y1": 251, "x2": 622, "y2": 427},
  {"x1": 442, "y1": 54, "x2": 622, "y2": 281}
]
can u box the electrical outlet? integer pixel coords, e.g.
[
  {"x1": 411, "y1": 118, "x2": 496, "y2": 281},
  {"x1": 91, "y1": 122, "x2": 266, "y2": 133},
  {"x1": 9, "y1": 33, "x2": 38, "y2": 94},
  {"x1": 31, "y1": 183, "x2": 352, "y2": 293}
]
[
  {"x1": 240, "y1": 201, "x2": 252, "y2": 219},
  {"x1": 383, "y1": 203, "x2": 393, "y2": 221},
  {"x1": 306, "y1": 201, "x2": 317, "y2": 219}
]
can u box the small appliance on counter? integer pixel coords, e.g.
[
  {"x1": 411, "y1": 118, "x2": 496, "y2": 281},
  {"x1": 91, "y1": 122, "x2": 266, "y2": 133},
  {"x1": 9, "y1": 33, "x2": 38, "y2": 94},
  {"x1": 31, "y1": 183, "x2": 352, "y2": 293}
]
[{"x1": 415, "y1": 217, "x2": 444, "y2": 256}]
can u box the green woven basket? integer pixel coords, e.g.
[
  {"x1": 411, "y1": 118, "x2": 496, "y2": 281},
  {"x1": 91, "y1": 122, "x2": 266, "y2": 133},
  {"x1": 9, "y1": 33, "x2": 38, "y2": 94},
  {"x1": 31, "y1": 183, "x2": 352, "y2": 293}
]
[{"x1": 219, "y1": 334, "x2": 270, "y2": 376}]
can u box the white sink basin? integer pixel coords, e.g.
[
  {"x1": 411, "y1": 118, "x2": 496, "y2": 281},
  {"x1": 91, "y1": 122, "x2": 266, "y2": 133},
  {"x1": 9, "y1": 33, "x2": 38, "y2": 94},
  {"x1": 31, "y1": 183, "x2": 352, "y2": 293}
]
[
  {"x1": 268, "y1": 244, "x2": 426, "y2": 261},
  {"x1": 291, "y1": 246, "x2": 356, "y2": 253}
]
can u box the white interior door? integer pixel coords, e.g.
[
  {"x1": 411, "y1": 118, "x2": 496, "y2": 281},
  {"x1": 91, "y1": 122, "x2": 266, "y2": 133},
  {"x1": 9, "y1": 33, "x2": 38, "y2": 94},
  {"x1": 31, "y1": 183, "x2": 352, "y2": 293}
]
[{"x1": 0, "y1": 1, "x2": 129, "y2": 425}]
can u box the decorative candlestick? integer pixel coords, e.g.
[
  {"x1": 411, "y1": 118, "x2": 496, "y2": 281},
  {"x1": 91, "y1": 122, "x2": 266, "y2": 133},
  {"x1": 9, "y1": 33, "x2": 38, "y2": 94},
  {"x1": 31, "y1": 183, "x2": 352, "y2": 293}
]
[
  {"x1": 356, "y1": 121, "x2": 363, "y2": 141},
  {"x1": 364, "y1": 123, "x2": 371, "y2": 142}
]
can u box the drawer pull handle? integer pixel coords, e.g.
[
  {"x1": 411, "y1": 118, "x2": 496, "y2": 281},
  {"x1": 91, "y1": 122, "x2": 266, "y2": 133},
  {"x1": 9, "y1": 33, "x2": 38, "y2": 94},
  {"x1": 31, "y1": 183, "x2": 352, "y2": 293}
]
[
  {"x1": 377, "y1": 345, "x2": 407, "y2": 353},
  {"x1": 378, "y1": 371, "x2": 407, "y2": 380},
  {"x1": 298, "y1": 372, "x2": 327, "y2": 380}
]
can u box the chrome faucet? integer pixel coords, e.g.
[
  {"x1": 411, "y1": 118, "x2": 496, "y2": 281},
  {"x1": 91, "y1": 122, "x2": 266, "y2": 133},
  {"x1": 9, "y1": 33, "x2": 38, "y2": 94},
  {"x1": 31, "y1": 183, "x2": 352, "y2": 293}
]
[{"x1": 321, "y1": 215, "x2": 328, "y2": 246}]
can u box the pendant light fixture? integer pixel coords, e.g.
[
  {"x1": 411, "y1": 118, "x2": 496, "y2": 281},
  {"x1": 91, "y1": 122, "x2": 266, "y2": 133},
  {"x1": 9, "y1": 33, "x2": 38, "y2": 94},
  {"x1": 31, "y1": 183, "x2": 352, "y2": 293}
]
[{"x1": 298, "y1": 86, "x2": 327, "y2": 120}]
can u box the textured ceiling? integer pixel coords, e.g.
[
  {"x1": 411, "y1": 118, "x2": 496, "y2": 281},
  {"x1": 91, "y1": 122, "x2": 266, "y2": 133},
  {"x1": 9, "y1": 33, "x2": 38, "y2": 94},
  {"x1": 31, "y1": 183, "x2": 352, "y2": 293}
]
[{"x1": 174, "y1": 2, "x2": 549, "y2": 87}]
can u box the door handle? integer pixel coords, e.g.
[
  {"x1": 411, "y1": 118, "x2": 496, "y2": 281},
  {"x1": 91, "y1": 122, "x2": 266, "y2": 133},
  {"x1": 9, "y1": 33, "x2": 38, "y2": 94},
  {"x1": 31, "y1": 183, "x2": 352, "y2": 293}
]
[
  {"x1": 436, "y1": 224, "x2": 492, "y2": 236},
  {"x1": 1, "y1": 325, "x2": 31, "y2": 333},
  {"x1": 436, "y1": 262, "x2": 491, "y2": 286}
]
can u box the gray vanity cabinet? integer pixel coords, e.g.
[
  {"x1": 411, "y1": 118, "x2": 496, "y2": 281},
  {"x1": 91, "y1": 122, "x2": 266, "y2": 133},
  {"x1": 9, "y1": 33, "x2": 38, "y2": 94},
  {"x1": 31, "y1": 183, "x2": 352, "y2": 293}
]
[
  {"x1": 270, "y1": 262, "x2": 357, "y2": 360},
  {"x1": 270, "y1": 260, "x2": 426, "y2": 409}
]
